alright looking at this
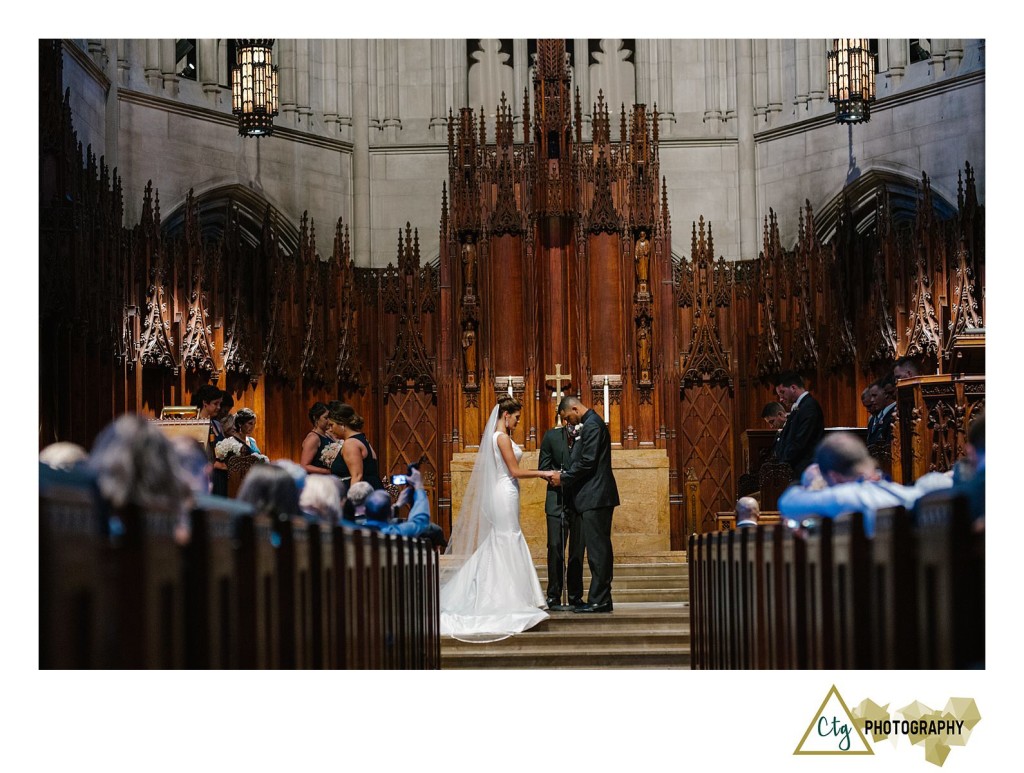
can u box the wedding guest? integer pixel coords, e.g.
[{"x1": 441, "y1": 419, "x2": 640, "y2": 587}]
[
  {"x1": 327, "y1": 402, "x2": 384, "y2": 489},
  {"x1": 237, "y1": 464, "x2": 301, "y2": 524},
  {"x1": 735, "y1": 497, "x2": 760, "y2": 527},
  {"x1": 773, "y1": 370, "x2": 825, "y2": 479},
  {"x1": 88, "y1": 414, "x2": 193, "y2": 516},
  {"x1": 39, "y1": 441, "x2": 88, "y2": 471},
  {"x1": 893, "y1": 355, "x2": 922, "y2": 381},
  {"x1": 346, "y1": 480, "x2": 375, "y2": 518},
  {"x1": 352, "y1": 467, "x2": 434, "y2": 537},
  {"x1": 761, "y1": 401, "x2": 788, "y2": 431},
  {"x1": 300, "y1": 402, "x2": 334, "y2": 476},
  {"x1": 300, "y1": 474, "x2": 342, "y2": 523},
  {"x1": 170, "y1": 436, "x2": 212, "y2": 496}
]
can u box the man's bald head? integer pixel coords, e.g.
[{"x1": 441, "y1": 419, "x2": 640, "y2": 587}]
[
  {"x1": 814, "y1": 432, "x2": 877, "y2": 484},
  {"x1": 735, "y1": 497, "x2": 760, "y2": 522}
]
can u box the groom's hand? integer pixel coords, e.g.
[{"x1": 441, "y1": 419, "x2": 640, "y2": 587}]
[{"x1": 549, "y1": 471, "x2": 562, "y2": 487}]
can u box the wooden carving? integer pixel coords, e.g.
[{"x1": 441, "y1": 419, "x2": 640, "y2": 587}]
[
  {"x1": 180, "y1": 190, "x2": 217, "y2": 374},
  {"x1": 754, "y1": 211, "x2": 783, "y2": 378},
  {"x1": 333, "y1": 219, "x2": 361, "y2": 391},
  {"x1": 299, "y1": 213, "x2": 328, "y2": 385},
  {"x1": 589, "y1": 147, "x2": 620, "y2": 234},
  {"x1": 945, "y1": 168, "x2": 984, "y2": 361},
  {"x1": 861, "y1": 192, "x2": 898, "y2": 369},
  {"x1": 680, "y1": 217, "x2": 731, "y2": 388},
  {"x1": 821, "y1": 203, "x2": 856, "y2": 372},
  {"x1": 261, "y1": 210, "x2": 292, "y2": 380},
  {"x1": 789, "y1": 202, "x2": 819, "y2": 372},
  {"x1": 222, "y1": 205, "x2": 257, "y2": 382},
  {"x1": 490, "y1": 94, "x2": 523, "y2": 236},
  {"x1": 904, "y1": 173, "x2": 943, "y2": 360},
  {"x1": 382, "y1": 224, "x2": 436, "y2": 395},
  {"x1": 137, "y1": 182, "x2": 178, "y2": 372},
  {"x1": 628, "y1": 103, "x2": 658, "y2": 231}
]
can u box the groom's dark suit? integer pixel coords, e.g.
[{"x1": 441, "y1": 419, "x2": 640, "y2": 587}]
[
  {"x1": 560, "y1": 409, "x2": 619, "y2": 607},
  {"x1": 539, "y1": 425, "x2": 583, "y2": 604}
]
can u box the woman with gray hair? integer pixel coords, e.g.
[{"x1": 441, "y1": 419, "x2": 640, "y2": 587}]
[
  {"x1": 299, "y1": 475, "x2": 342, "y2": 523},
  {"x1": 88, "y1": 414, "x2": 193, "y2": 515}
]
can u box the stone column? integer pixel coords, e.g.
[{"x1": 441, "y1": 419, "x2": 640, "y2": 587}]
[
  {"x1": 635, "y1": 38, "x2": 652, "y2": 107},
  {"x1": 279, "y1": 39, "x2": 297, "y2": 123},
  {"x1": 657, "y1": 39, "x2": 676, "y2": 135},
  {"x1": 809, "y1": 38, "x2": 827, "y2": 104},
  {"x1": 886, "y1": 39, "x2": 907, "y2": 87},
  {"x1": 352, "y1": 40, "x2": 371, "y2": 266},
  {"x1": 725, "y1": 39, "x2": 737, "y2": 124},
  {"x1": 198, "y1": 39, "x2": 220, "y2": 98},
  {"x1": 703, "y1": 39, "x2": 722, "y2": 128},
  {"x1": 117, "y1": 39, "x2": 131, "y2": 87},
  {"x1": 452, "y1": 38, "x2": 468, "y2": 111},
  {"x1": 736, "y1": 39, "x2": 757, "y2": 260},
  {"x1": 767, "y1": 38, "x2": 783, "y2": 122},
  {"x1": 794, "y1": 38, "x2": 809, "y2": 111},
  {"x1": 296, "y1": 39, "x2": 312, "y2": 126},
  {"x1": 368, "y1": 39, "x2": 380, "y2": 130},
  {"x1": 430, "y1": 38, "x2": 447, "y2": 135},
  {"x1": 383, "y1": 39, "x2": 401, "y2": 140},
  {"x1": 929, "y1": 39, "x2": 948, "y2": 80},
  {"x1": 160, "y1": 38, "x2": 179, "y2": 96},
  {"x1": 104, "y1": 39, "x2": 119, "y2": 172},
  {"x1": 337, "y1": 39, "x2": 353, "y2": 131},
  {"x1": 323, "y1": 40, "x2": 340, "y2": 132},
  {"x1": 945, "y1": 39, "x2": 964, "y2": 71},
  {"x1": 145, "y1": 39, "x2": 161, "y2": 88},
  {"x1": 753, "y1": 38, "x2": 768, "y2": 122}
]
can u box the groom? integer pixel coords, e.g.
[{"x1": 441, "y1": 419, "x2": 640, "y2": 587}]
[{"x1": 551, "y1": 395, "x2": 619, "y2": 613}]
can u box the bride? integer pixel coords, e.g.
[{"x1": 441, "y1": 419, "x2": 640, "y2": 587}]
[{"x1": 440, "y1": 398, "x2": 555, "y2": 641}]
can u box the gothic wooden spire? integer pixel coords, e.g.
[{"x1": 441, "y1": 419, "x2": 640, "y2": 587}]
[{"x1": 681, "y1": 217, "x2": 731, "y2": 388}]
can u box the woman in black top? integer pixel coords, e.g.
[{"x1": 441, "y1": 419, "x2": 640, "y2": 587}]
[{"x1": 327, "y1": 402, "x2": 384, "y2": 490}]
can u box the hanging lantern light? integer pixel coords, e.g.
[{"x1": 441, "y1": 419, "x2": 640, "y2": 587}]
[
  {"x1": 827, "y1": 38, "x2": 877, "y2": 124},
  {"x1": 231, "y1": 39, "x2": 279, "y2": 137}
]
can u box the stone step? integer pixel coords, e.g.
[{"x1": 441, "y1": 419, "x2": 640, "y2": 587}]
[
  {"x1": 537, "y1": 574, "x2": 688, "y2": 590},
  {"x1": 442, "y1": 644, "x2": 691, "y2": 669},
  {"x1": 444, "y1": 630, "x2": 689, "y2": 653},
  {"x1": 509, "y1": 604, "x2": 688, "y2": 632},
  {"x1": 535, "y1": 562, "x2": 690, "y2": 579}
]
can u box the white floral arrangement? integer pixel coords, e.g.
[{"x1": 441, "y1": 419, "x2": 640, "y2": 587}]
[
  {"x1": 320, "y1": 440, "x2": 344, "y2": 466},
  {"x1": 215, "y1": 437, "x2": 244, "y2": 461}
]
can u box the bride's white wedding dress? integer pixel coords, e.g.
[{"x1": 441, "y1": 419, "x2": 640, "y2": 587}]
[{"x1": 440, "y1": 407, "x2": 548, "y2": 642}]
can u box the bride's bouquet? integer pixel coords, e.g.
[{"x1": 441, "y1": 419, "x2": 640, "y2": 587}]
[
  {"x1": 320, "y1": 440, "x2": 344, "y2": 467},
  {"x1": 215, "y1": 436, "x2": 245, "y2": 461}
]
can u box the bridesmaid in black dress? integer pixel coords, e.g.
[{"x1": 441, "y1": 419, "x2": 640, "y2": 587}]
[
  {"x1": 299, "y1": 402, "x2": 335, "y2": 476},
  {"x1": 327, "y1": 402, "x2": 384, "y2": 490}
]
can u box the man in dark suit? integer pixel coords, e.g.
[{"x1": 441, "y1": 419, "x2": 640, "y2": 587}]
[
  {"x1": 867, "y1": 374, "x2": 897, "y2": 446},
  {"x1": 773, "y1": 370, "x2": 825, "y2": 480},
  {"x1": 551, "y1": 396, "x2": 620, "y2": 613},
  {"x1": 538, "y1": 421, "x2": 583, "y2": 610}
]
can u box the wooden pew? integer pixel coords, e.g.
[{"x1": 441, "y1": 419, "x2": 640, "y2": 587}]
[
  {"x1": 39, "y1": 470, "x2": 117, "y2": 669},
  {"x1": 309, "y1": 519, "x2": 337, "y2": 669},
  {"x1": 803, "y1": 517, "x2": 834, "y2": 669},
  {"x1": 870, "y1": 506, "x2": 917, "y2": 669},
  {"x1": 687, "y1": 533, "x2": 703, "y2": 669},
  {"x1": 277, "y1": 516, "x2": 315, "y2": 669},
  {"x1": 780, "y1": 524, "x2": 808, "y2": 669},
  {"x1": 914, "y1": 492, "x2": 984, "y2": 668},
  {"x1": 831, "y1": 512, "x2": 872, "y2": 669},
  {"x1": 758, "y1": 523, "x2": 785, "y2": 669},
  {"x1": 235, "y1": 512, "x2": 280, "y2": 668},
  {"x1": 183, "y1": 496, "x2": 252, "y2": 668}
]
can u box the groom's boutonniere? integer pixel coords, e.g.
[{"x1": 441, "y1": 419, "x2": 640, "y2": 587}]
[{"x1": 566, "y1": 422, "x2": 580, "y2": 449}]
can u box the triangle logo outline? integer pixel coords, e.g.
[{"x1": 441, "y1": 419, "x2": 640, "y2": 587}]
[{"x1": 793, "y1": 684, "x2": 874, "y2": 755}]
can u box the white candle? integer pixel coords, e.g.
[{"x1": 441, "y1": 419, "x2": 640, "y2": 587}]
[
  {"x1": 603, "y1": 377, "x2": 610, "y2": 423},
  {"x1": 507, "y1": 377, "x2": 513, "y2": 397}
]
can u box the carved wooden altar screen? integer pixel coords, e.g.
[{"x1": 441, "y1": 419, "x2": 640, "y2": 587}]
[{"x1": 40, "y1": 40, "x2": 985, "y2": 545}]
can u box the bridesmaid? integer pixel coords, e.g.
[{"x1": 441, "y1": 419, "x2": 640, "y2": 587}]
[
  {"x1": 300, "y1": 402, "x2": 334, "y2": 475},
  {"x1": 327, "y1": 402, "x2": 384, "y2": 490}
]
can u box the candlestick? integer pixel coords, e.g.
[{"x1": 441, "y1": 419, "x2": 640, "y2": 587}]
[
  {"x1": 507, "y1": 377, "x2": 513, "y2": 397},
  {"x1": 603, "y1": 376, "x2": 610, "y2": 423}
]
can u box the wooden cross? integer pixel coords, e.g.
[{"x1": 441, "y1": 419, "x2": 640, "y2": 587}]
[{"x1": 546, "y1": 363, "x2": 572, "y2": 427}]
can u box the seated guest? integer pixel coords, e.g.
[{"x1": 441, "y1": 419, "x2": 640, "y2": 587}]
[
  {"x1": 169, "y1": 436, "x2": 212, "y2": 496},
  {"x1": 299, "y1": 474, "x2": 342, "y2": 523},
  {"x1": 327, "y1": 402, "x2": 384, "y2": 489},
  {"x1": 40, "y1": 441, "x2": 88, "y2": 471},
  {"x1": 88, "y1": 414, "x2": 194, "y2": 516},
  {"x1": 346, "y1": 481, "x2": 375, "y2": 518},
  {"x1": 735, "y1": 496, "x2": 760, "y2": 527},
  {"x1": 300, "y1": 402, "x2": 335, "y2": 476},
  {"x1": 347, "y1": 467, "x2": 434, "y2": 537},
  {"x1": 778, "y1": 432, "x2": 951, "y2": 536},
  {"x1": 237, "y1": 464, "x2": 301, "y2": 524}
]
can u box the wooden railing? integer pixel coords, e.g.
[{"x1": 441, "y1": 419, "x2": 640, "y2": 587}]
[
  {"x1": 688, "y1": 492, "x2": 983, "y2": 669},
  {"x1": 39, "y1": 470, "x2": 440, "y2": 669}
]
